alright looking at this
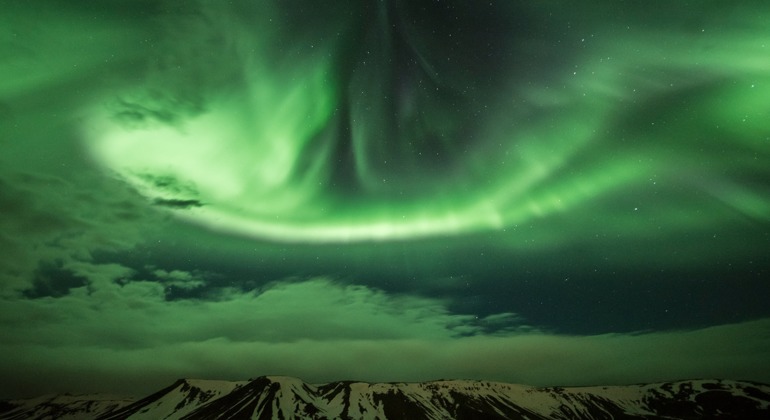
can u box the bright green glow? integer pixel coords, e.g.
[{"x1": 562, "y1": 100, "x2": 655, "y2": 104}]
[
  {"x1": 90, "y1": 55, "x2": 337, "y2": 215},
  {"x1": 84, "y1": 7, "x2": 770, "y2": 244}
]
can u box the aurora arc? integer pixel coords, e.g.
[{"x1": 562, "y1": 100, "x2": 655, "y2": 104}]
[{"x1": 83, "y1": 2, "x2": 770, "y2": 244}]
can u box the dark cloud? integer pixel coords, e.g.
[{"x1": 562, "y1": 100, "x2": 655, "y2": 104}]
[
  {"x1": 23, "y1": 261, "x2": 89, "y2": 299},
  {"x1": 153, "y1": 198, "x2": 203, "y2": 209}
]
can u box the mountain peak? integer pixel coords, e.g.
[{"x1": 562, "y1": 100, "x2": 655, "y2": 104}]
[{"x1": 2, "y1": 377, "x2": 768, "y2": 419}]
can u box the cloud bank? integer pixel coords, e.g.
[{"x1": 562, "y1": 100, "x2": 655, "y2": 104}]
[{"x1": 2, "y1": 274, "x2": 768, "y2": 398}]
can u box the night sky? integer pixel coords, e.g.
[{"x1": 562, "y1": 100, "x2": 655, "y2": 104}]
[{"x1": 1, "y1": 0, "x2": 769, "y2": 399}]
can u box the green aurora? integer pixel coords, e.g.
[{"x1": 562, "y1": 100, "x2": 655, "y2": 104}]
[
  {"x1": 82, "y1": 1, "x2": 770, "y2": 245},
  {"x1": 1, "y1": 0, "x2": 769, "y2": 399}
]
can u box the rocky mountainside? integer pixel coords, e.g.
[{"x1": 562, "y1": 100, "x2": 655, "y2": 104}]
[{"x1": 2, "y1": 376, "x2": 769, "y2": 419}]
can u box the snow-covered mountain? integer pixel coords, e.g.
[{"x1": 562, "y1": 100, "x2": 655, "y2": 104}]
[
  {"x1": 2, "y1": 377, "x2": 768, "y2": 419},
  {"x1": 0, "y1": 393, "x2": 133, "y2": 420},
  {"x1": 99, "y1": 379, "x2": 248, "y2": 420}
]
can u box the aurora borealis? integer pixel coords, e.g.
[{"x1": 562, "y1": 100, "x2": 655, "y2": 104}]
[
  {"x1": 1, "y1": 0, "x2": 769, "y2": 399},
  {"x1": 84, "y1": 0, "x2": 770, "y2": 244}
]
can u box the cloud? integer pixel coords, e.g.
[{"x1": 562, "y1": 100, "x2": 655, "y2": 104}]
[
  {"x1": 0, "y1": 2, "x2": 180, "y2": 295},
  {"x1": 0, "y1": 275, "x2": 487, "y2": 349},
  {"x1": 0, "y1": 172, "x2": 163, "y2": 296},
  {"x1": 2, "y1": 320, "x2": 768, "y2": 399},
  {"x1": 1, "y1": 273, "x2": 768, "y2": 398},
  {"x1": 152, "y1": 198, "x2": 204, "y2": 209},
  {"x1": 22, "y1": 260, "x2": 89, "y2": 298},
  {"x1": 152, "y1": 268, "x2": 206, "y2": 290}
]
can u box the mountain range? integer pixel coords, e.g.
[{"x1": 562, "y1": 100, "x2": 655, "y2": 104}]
[{"x1": 2, "y1": 376, "x2": 768, "y2": 419}]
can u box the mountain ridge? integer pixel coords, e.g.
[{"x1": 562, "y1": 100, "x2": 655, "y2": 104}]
[{"x1": 2, "y1": 376, "x2": 769, "y2": 419}]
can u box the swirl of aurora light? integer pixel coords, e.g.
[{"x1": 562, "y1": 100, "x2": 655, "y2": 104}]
[{"x1": 84, "y1": 1, "x2": 770, "y2": 244}]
